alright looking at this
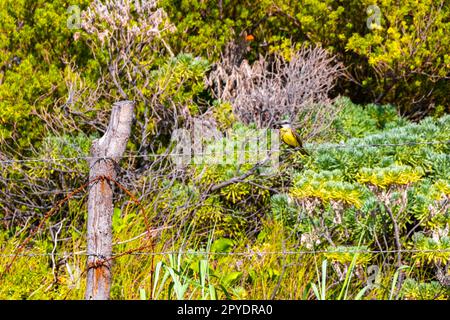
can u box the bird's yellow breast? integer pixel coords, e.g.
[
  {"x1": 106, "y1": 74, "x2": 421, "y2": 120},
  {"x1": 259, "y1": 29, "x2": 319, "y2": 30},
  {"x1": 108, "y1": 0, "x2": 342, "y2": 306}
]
[{"x1": 280, "y1": 128, "x2": 300, "y2": 148}]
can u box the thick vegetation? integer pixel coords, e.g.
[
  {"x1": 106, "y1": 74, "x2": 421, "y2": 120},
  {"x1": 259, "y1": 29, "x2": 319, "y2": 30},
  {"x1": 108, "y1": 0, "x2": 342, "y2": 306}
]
[{"x1": 0, "y1": 0, "x2": 449, "y2": 300}]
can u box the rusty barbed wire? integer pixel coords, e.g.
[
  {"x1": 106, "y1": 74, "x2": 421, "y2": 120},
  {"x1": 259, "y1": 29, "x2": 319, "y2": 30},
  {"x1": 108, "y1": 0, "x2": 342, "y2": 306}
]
[
  {"x1": 1, "y1": 138, "x2": 449, "y2": 297},
  {"x1": 1, "y1": 248, "x2": 450, "y2": 257},
  {"x1": 0, "y1": 169, "x2": 165, "y2": 298},
  {"x1": 0, "y1": 178, "x2": 93, "y2": 278},
  {"x1": 0, "y1": 139, "x2": 449, "y2": 165}
]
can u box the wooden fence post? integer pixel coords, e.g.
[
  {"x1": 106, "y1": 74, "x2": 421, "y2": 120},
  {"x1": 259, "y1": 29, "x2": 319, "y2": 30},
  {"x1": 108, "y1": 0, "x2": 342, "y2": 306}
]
[{"x1": 85, "y1": 100, "x2": 135, "y2": 300}]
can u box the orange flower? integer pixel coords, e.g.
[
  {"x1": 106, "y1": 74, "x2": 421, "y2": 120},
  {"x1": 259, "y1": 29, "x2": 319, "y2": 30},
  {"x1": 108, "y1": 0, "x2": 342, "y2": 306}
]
[{"x1": 245, "y1": 34, "x2": 255, "y2": 41}]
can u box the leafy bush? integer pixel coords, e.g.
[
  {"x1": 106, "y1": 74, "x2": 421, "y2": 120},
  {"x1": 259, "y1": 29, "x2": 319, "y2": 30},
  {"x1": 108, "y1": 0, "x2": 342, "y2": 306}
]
[
  {"x1": 345, "y1": 0, "x2": 450, "y2": 114},
  {"x1": 291, "y1": 170, "x2": 364, "y2": 208},
  {"x1": 163, "y1": 0, "x2": 450, "y2": 115},
  {"x1": 311, "y1": 114, "x2": 450, "y2": 179},
  {"x1": 0, "y1": 0, "x2": 92, "y2": 148},
  {"x1": 331, "y1": 97, "x2": 407, "y2": 140},
  {"x1": 1, "y1": 0, "x2": 450, "y2": 301},
  {"x1": 401, "y1": 279, "x2": 449, "y2": 300}
]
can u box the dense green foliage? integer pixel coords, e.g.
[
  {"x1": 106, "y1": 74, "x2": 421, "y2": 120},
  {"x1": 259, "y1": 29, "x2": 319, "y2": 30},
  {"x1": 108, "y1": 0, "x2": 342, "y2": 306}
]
[
  {"x1": 161, "y1": 0, "x2": 450, "y2": 114},
  {"x1": 2, "y1": 97, "x2": 449, "y2": 300},
  {"x1": 1, "y1": 1, "x2": 449, "y2": 300},
  {"x1": 1, "y1": 1, "x2": 449, "y2": 155},
  {"x1": 0, "y1": 0, "x2": 93, "y2": 148}
]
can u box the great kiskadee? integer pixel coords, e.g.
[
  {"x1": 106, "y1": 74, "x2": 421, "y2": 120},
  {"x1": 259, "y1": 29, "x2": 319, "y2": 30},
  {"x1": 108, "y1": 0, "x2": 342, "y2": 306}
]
[{"x1": 278, "y1": 120, "x2": 309, "y2": 155}]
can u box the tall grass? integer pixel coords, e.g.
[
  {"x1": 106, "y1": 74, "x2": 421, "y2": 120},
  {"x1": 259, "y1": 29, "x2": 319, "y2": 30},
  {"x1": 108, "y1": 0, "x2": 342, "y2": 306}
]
[{"x1": 0, "y1": 219, "x2": 440, "y2": 300}]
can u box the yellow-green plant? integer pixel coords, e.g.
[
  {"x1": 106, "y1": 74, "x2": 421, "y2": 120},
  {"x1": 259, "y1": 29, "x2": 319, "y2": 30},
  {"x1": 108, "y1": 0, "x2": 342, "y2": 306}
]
[
  {"x1": 290, "y1": 170, "x2": 364, "y2": 208},
  {"x1": 356, "y1": 165, "x2": 423, "y2": 189},
  {"x1": 324, "y1": 246, "x2": 372, "y2": 266},
  {"x1": 411, "y1": 233, "x2": 450, "y2": 266},
  {"x1": 401, "y1": 279, "x2": 449, "y2": 300}
]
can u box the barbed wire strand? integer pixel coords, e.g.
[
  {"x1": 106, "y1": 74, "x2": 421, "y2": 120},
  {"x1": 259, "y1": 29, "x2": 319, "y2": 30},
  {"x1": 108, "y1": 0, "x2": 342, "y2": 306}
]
[
  {"x1": 1, "y1": 140, "x2": 449, "y2": 295},
  {"x1": 0, "y1": 140, "x2": 449, "y2": 164},
  {"x1": 1, "y1": 248, "x2": 449, "y2": 258},
  {"x1": 0, "y1": 178, "x2": 97, "y2": 278}
]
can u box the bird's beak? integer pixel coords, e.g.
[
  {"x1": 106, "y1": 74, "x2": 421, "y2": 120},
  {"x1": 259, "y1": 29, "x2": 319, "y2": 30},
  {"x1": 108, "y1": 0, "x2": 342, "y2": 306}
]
[{"x1": 272, "y1": 122, "x2": 281, "y2": 129}]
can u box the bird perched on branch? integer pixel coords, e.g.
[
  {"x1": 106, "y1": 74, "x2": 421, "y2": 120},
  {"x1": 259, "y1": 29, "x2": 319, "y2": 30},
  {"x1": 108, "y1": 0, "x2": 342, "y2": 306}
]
[{"x1": 278, "y1": 120, "x2": 309, "y2": 155}]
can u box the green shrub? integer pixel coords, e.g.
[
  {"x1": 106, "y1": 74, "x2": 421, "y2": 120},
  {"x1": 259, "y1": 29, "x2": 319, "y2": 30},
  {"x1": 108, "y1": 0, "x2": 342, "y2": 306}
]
[
  {"x1": 401, "y1": 279, "x2": 449, "y2": 300},
  {"x1": 331, "y1": 97, "x2": 407, "y2": 140},
  {"x1": 0, "y1": 0, "x2": 93, "y2": 149},
  {"x1": 162, "y1": 1, "x2": 450, "y2": 114}
]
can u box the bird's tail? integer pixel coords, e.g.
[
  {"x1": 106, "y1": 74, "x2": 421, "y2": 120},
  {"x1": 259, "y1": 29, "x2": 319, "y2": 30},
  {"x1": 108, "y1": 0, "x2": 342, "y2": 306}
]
[{"x1": 295, "y1": 146, "x2": 309, "y2": 156}]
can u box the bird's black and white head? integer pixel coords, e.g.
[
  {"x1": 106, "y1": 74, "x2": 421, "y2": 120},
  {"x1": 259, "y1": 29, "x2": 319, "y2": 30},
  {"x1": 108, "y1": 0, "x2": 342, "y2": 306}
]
[{"x1": 278, "y1": 119, "x2": 293, "y2": 130}]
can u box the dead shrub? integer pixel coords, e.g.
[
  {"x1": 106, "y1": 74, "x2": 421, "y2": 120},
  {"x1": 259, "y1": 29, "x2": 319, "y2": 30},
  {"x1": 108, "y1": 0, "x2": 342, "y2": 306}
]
[{"x1": 206, "y1": 44, "x2": 344, "y2": 140}]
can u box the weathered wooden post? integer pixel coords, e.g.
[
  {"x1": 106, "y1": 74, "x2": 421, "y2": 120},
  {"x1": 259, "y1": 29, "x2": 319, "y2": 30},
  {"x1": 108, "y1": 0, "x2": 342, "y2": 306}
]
[{"x1": 85, "y1": 100, "x2": 135, "y2": 300}]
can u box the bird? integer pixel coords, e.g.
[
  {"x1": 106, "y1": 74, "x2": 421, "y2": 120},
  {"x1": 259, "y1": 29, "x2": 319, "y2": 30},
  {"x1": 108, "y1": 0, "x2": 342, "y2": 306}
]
[{"x1": 278, "y1": 120, "x2": 309, "y2": 155}]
